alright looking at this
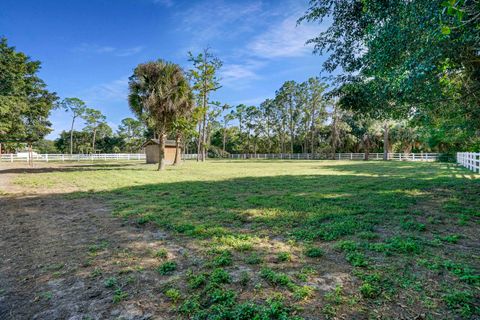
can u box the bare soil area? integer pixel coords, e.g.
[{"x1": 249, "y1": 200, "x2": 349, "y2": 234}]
[{"x1": 0, "y1": 163, "x2": 184, "y2": 319}]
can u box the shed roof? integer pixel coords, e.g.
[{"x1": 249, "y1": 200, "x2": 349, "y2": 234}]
[{"x1": 141, "y1": 139, "x2": 177, "y2": 148}]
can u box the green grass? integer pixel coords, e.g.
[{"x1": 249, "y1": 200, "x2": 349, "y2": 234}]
[{"x1": 13, "y1": 160, "x2": 480, "y2": 319}]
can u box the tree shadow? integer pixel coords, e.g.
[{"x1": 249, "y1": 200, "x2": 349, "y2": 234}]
[
  {"x1": 2, "y1": 169, "x2": 479, "y2": 319},
  {"x1": 0, "y1": 163, "x2": 149, "y2": 174}
]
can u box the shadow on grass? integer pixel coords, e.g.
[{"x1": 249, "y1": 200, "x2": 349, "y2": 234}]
[
  {"x1": 2, "y1": 165, "x2": 479, "y2": 319},
  {"x1": 81, "y1": 169, "x2": 479, "y2": 242},
  {"x1": 0, "y1": 162, "x2": 148, "y2": 174}
]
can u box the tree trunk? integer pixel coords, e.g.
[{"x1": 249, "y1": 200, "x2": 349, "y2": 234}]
[
  {"x1": 196, "y1": 120, "x2": 202, "y2": 161},
  {"x1": 70, "y1": 117, "x2": 75, "y2": 155},
  {"x1": 174, "y1": 132, "x2": 182, "y2": 165},
  {"x1": 28, "y1": 143, "x2": 33, "y2": 167},
  {"x1": 383, "y1": 122, "x2": 389, "y2": 161},
  {"x1": 158, "y1": 132, "x2": 166, "y2": 171},
  {"x1": 202, "y1": 111, "x2": 207, "y2": 162},
  {"x1": 92, "y1": 128, "x2": 97, "y2": 153},
  {"x1": 222, "y1": 125, "x2": 227, "y2": 154},
  {"x1": 0, "y1": 142, "x2": 2, "y2": 156},
  {"x1": 364, "y1": 135, "x2": 370, "y2": 161}
]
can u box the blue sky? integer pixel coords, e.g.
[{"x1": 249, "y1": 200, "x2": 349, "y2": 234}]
[{"x1": 0, "y1": 0, "x2": 328, "y2": 139}]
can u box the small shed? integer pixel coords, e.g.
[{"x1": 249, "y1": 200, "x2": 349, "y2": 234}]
[{"x1": 142, "y1": 139, "x2": 179, "y2": 164}]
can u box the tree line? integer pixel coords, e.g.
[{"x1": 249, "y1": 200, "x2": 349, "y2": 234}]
[{"x1": 1, "y1": 0, "x2": 477, "y2": 169}]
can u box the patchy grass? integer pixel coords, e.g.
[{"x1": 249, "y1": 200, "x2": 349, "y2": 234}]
[{"x1": 12, "y1": 160, "x2": 480, "y2": 319}]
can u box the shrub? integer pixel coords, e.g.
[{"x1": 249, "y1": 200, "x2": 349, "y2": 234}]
[
  {"x1": 113, "y1": 288, "x2": 128, "y2": 303},
  {"x1": 210, "y1": 268, "x2": 231, "y2": 285},
  {"x1": 154, "y1": 248, "x2": 168, "y2": 259},
  {"x1": 346, "y1": 252, "x2": 368, "y2": 267},
  {"x1": 158, "y1": 261, "x2": 177, "y2": 275},
  {"x1": 359, "y1": 282, "x2": 380, "y2": 298},
  {"x1": 165, "y1": 288, "x2": 181, "y2": 302},
  {"x1": 260, "y1": 268, "x2": 292, "y2": 287},
  {"x1": 104, "y1": 277, "x2": 118, "y2": 288},
  {"x1": 304, "y1": 247, "x2": 324, "y2": 258},
  {"x1": 212, "y1": 250, "x2": 233, "y2": 267},
  {"x1": 246, "y1": 252, "x2": 262, "y2": 265},
  {"x1": 293, "y1": 285, "x2": 314, "y2": 300},
  {"x1": 187, "y1": 272, "x2": 207, "y2": 289},
  {"x1": 277, "y1": 252, "x2": 292, "y2": 262}
]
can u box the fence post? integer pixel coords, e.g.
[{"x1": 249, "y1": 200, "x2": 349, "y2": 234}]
[{"x1": 11, "y1": 154, "x2": 13, "y2": 163}]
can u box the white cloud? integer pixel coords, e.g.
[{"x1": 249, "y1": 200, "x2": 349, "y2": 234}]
[
  {"x1": 83, "y1": 77, "x2": 129, "y2": 104},
  {"x1": 177, "y1": 0, "x2": 262, "y2": 42},
  {"x1": 73, "y1": 43, "x2": 144, "y2": 57},
  {"x1": 233, "y1": 96, "x2": 270, "y2": 106},
  {"x1": 247, "y1": 14, "x2": 325, "y2": 59},
  {"x1": 153, "y1": 0, "x2": 174, "y2": 7}
]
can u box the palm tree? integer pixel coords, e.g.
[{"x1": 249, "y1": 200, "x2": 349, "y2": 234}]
[{"x1": 128, "y1": 60, "x2": 194, "y2": 170}]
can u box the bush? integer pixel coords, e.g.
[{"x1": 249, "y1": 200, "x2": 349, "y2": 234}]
[
  {"x1": 304, "y1": 247, "x2": 324, "y2": 258},
  {"x1": 165, "y1": 288, "x2": 181, "y2": 302},
  {"x1": 157, "y1": 261, "x2": 177, "y2": 275}
]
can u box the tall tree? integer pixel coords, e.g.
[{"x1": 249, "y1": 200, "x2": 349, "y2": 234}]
[
  {"x1": 60, "y1": 97, "x2": 87, "y2": 155},
  {"x1": 83, "y1": 108, "x2": 106, "y2": 153},
  {"x1": 0, "y1": 37, "x2": 57, "y2": 157},
  {"x1": 117, "y1": 117, "x2": 145, "y2": 153},
  {"x1": 188, "y1": 48, "x2": 222, "y2": 162},
  {"x1": 128, "y1": 60, "x2": 193, "y2": 170},
  {"x1": 220, "y1": 104, "x2": 232, "y2": 154},
  {"x1": 299, "y1": 0, "x2": 480, "y2": 150}
]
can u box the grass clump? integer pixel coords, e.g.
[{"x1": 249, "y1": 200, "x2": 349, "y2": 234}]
[
  {"x1": 304, "y1": 246, "x2": 324, "y2": 258},
  {"x1": 165, "y1": 288, "x2": 181, "y2": 302},
  {"x1": 209, "y1": 268, "x2": 231, "y2": 285},
  {"x1": 443, "y1": 289, "x2": 475, "y2": 317},
  {"x1": 113, "y1": 288, "x2": 128, "y2": 303},
  {"x1": 157, "y1": 261, "x2": 177, "y2": 275},
  {"x1": 260, "y1": 268, "x2": 292, "y2": 287},
  {"x1": 187, "y1": 272, "x2": 207, "y2": 289},
  {"x1": 104, "y1": 277, "x2": 118, "y2": 288},
  {"x1": 211, "y1": 249, "x2": 233, "y2": 267},
  {"x1": 277, "y1": 251, "x2": 292, "y2": 262},
  {"x1": 245, "y1": 252, "x2": 262, "y2": 265},
  {"x1": 154, "y1": 248, "x2": 168, "y2": 259}
]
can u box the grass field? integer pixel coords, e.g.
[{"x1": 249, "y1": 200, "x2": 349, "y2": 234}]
[{"x1": 8, "y1": 160, "x2": 480, "y2": 318}]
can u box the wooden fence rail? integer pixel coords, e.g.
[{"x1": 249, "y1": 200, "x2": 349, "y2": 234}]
[
  {"x1": 457, "y1": 152, "x2": 480, "y2": 173},
  {"x1": 228, "y1": 153, "x2": 440, "y2": 161}
]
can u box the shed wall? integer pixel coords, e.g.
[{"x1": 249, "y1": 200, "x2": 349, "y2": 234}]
[{"x1": 145, "y1": 145, "x2": 178, "y2": 164}]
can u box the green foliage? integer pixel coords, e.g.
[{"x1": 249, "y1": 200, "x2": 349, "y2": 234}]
[
  {"x1": 187, "y1": 272, "x2": 207, "y2": 289},
  {"x1": 299, "y1": 0, "x2": 480, "y2": 150},
  {"x1": 157, "y1": 261, "x2": 177, "y2": 275},
  {"x1": 293, "y1": 285, "x2": 314, "y2": 301},
  {"x1": 304, "y1": 246, "x2": 324, "y2": 258},
  {"x1": 209, "y1": 268, "x2": 231, "y2": 286},
  {"x1": 211, "y1": 249, "x2": 233, "y2": 267},
  {"x1": 346, "y1": 252, "x2": 368, "y2": 267},
  {"x1": 260, "y1": 268, "x2": 293, "y2": 287},
  {"x1": 128, "y1": 59, "x2": 194, "y2": 170},
  {"x1": 443, "y1": 290, "x2": 475, "y2": 317},
  {"x1": 245, "y1": 252, "x2": 262, "y2": 265},
  {"x1": 165, "y1": 288, "x2": 181, "y2": 302},
  {"x1": 104, "y1": 277, "x2": 118, "y2": 288},
  {"x1": 154, "y1": 248, "x2": 168, "y2": 259},
  {"x1": 0, "y1": 37, "x2": 57, "y2": 142},
  {"x1": 112, "y1": 288, "x2": 128, "y2": 303},
  {"x1": 277, "y1": 251, "x2": 292, "y2": 262}
]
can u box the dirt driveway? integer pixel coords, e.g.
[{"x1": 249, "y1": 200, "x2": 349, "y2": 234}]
[{"x1": 0, "y1": 164, "x2": 187, "y2": 319}]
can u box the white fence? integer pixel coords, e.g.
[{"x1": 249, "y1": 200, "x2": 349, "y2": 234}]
[
  {"x1": 457, "y1": 152, "x2": 480, "y2": 173},
  {"x1": 0, "y1": 153, "x2": 146, "y2": 162},
  {"x1": 228, "y1": 153, "x2": 440, "y2": 161},
  {"x1": 0, "y1": 153, "x2": 203, "y2": 163}
]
